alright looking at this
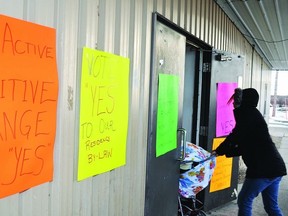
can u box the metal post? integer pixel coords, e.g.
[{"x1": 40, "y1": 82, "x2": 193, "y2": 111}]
[{"x1": 272, "y1": 70, "x2": 278, "y2": 117}]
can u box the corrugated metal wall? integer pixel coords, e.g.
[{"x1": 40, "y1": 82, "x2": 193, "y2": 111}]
[{"x1": 0, "y1": 0, "x2": 271, "y2": 215}]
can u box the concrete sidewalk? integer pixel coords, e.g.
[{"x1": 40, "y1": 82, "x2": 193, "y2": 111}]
[{"x1": 206, "y1": 124, "x2": 288, "y2": 216}]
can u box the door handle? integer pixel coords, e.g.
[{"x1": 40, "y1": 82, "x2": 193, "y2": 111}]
[{"x1": 177, "y1": 128, "x2": 187, "y2": 161}]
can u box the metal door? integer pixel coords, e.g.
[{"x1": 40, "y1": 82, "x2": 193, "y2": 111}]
[
  {"x1": 200, "y1": 50, "x2": 245, "y2": 211},
  {"x1": 144, "y1": 18, "x2": 186, "y2": 216}
]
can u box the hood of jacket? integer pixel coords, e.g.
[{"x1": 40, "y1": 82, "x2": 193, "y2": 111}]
[{"x1": 240, "y1": 88, "x2": 259, "y2": 108}]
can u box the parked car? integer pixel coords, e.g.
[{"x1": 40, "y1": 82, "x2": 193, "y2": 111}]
[{"x1": 277, "y1": 107, "x2": 288, "y2": 111}]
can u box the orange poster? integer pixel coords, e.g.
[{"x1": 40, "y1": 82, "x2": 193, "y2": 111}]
[
  {"x1": 210, "y1": 138, "x2": 233, "y2": 192},
  {"x1": 0, "y1": 15, "x2": 58, "y2": 198}
]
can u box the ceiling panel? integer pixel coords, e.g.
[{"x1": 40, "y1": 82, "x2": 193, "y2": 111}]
[{"x1": 215, "y1": 0, "x2": 288, "y2": 70}]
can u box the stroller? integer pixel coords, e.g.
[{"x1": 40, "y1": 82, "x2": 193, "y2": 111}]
[{"x1": 178, "y1": 142, "x2": 216, "y2": 216}]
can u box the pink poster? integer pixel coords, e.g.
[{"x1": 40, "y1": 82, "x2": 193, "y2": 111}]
[{"x1": 216, "y1": 83, "x2": 238, "y2": 137}]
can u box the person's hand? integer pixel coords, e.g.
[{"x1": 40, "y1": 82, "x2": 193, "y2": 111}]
[{"x1": 211, "y1": 150, "x2": 218, "y2": 157}]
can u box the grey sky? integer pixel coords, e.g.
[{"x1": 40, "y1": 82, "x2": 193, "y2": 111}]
[{"x1": 271, "y1": 71, "x2": 288, "y2": 96}]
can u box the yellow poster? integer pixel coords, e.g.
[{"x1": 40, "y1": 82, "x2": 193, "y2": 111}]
[
  {"x1": 77, "y1": 47, "x2": 129, "y2": 181},
  {"x1": 210, "y1": 138, "x2": 233, "y2": 192},
  {"x1": 0, "y1": 15, "x2": 58, "y2": 198}
]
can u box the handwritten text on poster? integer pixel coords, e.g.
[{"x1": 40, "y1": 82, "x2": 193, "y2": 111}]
[
  {"x1": 0, "y1": 15, "x2": 58, "y2": 198},
  {"x1": 216, "y1": 83, "x2": 238, "y2": 137},
  {"x1": 78, "y1": 47, "x2": 129, "y2": 181},
  {"x1": 210, "y1": 138, "x2": 233, "y2": 192}
]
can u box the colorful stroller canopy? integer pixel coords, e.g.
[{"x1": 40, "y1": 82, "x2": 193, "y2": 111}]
[{"x1": 179, "y1": 142, "x2": 216, "y2": 198}]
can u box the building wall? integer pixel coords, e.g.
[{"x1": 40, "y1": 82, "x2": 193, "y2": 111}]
[{"x1": 0, "y1": 0, "x2": 271, "y2": 215}]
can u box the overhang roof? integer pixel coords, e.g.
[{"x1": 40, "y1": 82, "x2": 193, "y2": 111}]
[{"x1": 215, "y1": 0, "x2": 288, "y2": 70}]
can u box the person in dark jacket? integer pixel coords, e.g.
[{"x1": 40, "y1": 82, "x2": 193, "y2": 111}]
[{"x1": 212, "y1": 88, "x2": 287, "y2": 216}]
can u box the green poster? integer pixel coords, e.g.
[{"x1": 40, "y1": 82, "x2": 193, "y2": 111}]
[{"x1": 156, "y1": 73, "x2": 179, "y2": 157}]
